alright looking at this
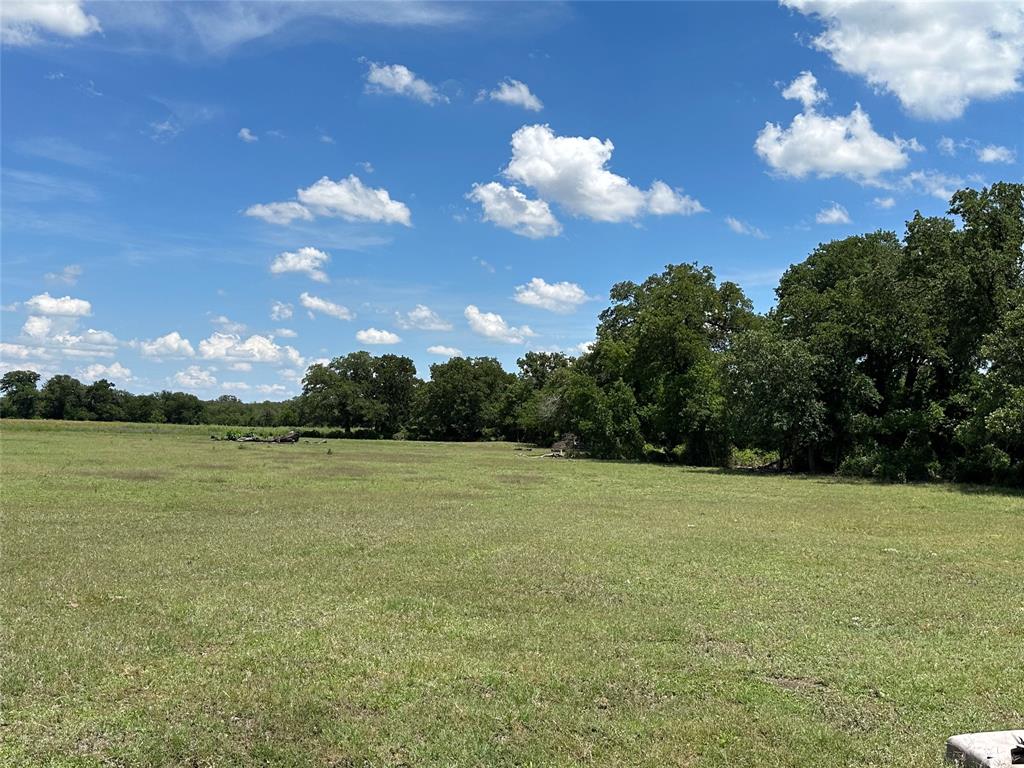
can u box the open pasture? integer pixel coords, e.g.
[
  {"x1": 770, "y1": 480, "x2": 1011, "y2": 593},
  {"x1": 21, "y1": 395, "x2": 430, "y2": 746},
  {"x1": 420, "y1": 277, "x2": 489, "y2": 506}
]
[{"x1": 1, "y1": 420, "x2": 1021, "y2": 766}]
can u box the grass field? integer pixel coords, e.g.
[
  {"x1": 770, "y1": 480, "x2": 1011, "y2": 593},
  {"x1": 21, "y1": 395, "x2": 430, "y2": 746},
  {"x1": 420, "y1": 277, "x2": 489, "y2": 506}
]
[{"x1": 1, "y1": 420, "x2": 1021, "y2": 767}]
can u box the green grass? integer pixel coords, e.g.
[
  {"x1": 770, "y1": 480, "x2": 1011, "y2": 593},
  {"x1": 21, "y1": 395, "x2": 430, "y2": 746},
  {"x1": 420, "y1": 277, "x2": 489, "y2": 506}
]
[{"x1": 2, "y1": 419, "x2": 1021, "y2": 767}]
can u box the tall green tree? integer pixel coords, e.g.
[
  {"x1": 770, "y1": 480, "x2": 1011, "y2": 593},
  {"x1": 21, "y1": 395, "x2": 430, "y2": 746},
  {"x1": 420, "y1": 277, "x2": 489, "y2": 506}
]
[
  {"x1": 0, "y1": 370, "x2": 40, "y2": 418},
  {"x1": 591, "y1": 263, "x2": 756, "y2": 464}
]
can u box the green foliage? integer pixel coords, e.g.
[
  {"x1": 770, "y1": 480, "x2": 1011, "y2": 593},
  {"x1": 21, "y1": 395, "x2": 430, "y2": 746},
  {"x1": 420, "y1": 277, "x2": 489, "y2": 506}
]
[
  {"x1": 412, "y1": 357, "x2": 513, "y2": 440},
  {"x1": 0, "y1": 370, "x2": 40, "y2": 418}
]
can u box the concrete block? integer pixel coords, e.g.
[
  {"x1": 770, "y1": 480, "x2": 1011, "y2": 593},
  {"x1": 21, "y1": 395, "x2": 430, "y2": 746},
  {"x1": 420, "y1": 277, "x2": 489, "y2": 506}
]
[{"x1": 946, "y1": 730, "x2": 1024, "y2": 767}]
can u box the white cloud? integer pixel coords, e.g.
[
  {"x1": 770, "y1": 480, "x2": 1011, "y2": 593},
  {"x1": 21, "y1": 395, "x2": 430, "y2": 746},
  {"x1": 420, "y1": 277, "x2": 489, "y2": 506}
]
[
  {"x1": 198, "y1": 332, "x2": 303, "y2": 366},
  {"x1": 467, "y1": 182, "x2": 562, "y2": 239},
  {"x1": 1, "y1": 342, "x2": 47, "y2": 361},
  {"x1": 238, "y1": 127, "x2": 258, "y2": 143},
  {"x1": 256, "y1": 383, "x2": 288, "y2": 395},
  {"x1": 513, "y1": 277, "x2": 589, "y2": 314},
  {"x1": 44, "y1": 264, "x2": 82, "y2": 286},
  {"x1": 816, "y1": 202, "x2": 851, "y2": 225},
  {"x1": 174, "y1": 365, "x2": 217, "y2": 389},
  {"x1": 575, "y1": 340, "x2": 595, "y2": 355},
  {"x1": 24, "y1": 292, "x2": 91, "y2": 316},
  {"x1": 270, "y1": 246, "x2": 330, "y2": 282},
  {"x1": 427, "y1": 344, "x2": 462, "y2": 357},
  {"x1": 270, "y1": 301, "x2": 293, "y2": 321},
  {"x1": 147, "y1": 119, "x2": 182, "y2": 143},
  {"x1": 1, "y1": 1, "x2": 101, "y2": 46},
  {"x1": 296, "y1": 175, "x2": 411, "y2": 225},
  {"x1": 755, "y1": 74, "x2": 912, "y2": 183},
  {"x1": 464, "y1": 305, "x2": 535, "y2": 344},
  {"x1": 977, "y1": 144, "x2": 1017, "y2": 163},
  {"x1": 248, "y1": 174, "x2": 411, "y2": 228},
  {"x1": 23, "y1": 317, "x2": 120, "y2": 357},
  {"x1": 221, "y1": 380, "x2": 251, "y2": 391},
  {"x1": 873, "y1": 197, "x2": 896, "y2": 209},
  {"x1": 228, "y1": 362, "x2": 252, "y2": 372},
  {"x1": 783, "y1": 1, "x2": 1024, "y2": 120},
  {"x1": 22, "y1": 316, "x2": 53, "y2": 339},
  {"x1": 781, "y1": 70, "x2": 827, "y2": 110},
  {"x1": 273, "y1": 328, "x2": 297, "y2": 338},
  {"x1": 501, "y1": 124, "x2": 704, "y2": 222},
  {"x1": 364, "y1": 61, "x2": 447, "y2": 105},
  {"x1": 480, "y1": 78, "x2": 543, "y2": 111},
  {"x1": 244, "y1": 201, "x2": 313, "y2": 225},
  {"x1": 938, "y1": 137, "x2": 958, "y2": 157},
  {"x1": 140, "y1": 331, "x2": 195, "y2": 358},
  {"x1": 210, "y1": 315, "x2": 246, "y2": 334},
  {"x1": 355, "y1": 328, "x2": 401, "y2": 345},
  {"x1": 646, "y1": 181, "x2": 706, "y2": 216},
  {"x1": 78, "y1": 362, "x2": 132, "y2": 382},
  {"x1": 299, "y1": 292, "x2": 353, "y2": 320},
  {"x1": 901, "y1": 170, "x2": 969, "y2": 200},
  {"x1": 724, "y1": 216, "x2": 767, "y2": 238},
  {"x1": 395, "y1": 304, "x2": 452, "y2": 331}
]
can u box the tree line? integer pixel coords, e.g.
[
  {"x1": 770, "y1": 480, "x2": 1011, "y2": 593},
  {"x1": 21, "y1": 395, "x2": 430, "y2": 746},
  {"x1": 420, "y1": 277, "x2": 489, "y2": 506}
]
[{"x1": 3, "y1": 183, "x2": 1021, "y2": 485}]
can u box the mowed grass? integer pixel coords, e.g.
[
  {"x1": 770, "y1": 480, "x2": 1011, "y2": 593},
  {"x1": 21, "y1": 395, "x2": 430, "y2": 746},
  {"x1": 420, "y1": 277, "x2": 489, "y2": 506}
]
[{"x1": 1, "y1": 420, "x2": 1021, "y2": 767}]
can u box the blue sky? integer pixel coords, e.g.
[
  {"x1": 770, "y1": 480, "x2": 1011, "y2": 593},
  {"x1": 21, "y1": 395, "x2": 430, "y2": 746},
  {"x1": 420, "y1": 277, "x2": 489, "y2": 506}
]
[{"x1": 2, "y1": 1, "x2": 1022, "y2": 399}]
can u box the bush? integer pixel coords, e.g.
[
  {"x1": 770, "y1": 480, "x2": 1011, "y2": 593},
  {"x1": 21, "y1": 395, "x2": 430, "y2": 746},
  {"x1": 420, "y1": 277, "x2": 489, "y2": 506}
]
[{"x1": 728, "y1": 447, "x2": 779, "y2": 469}]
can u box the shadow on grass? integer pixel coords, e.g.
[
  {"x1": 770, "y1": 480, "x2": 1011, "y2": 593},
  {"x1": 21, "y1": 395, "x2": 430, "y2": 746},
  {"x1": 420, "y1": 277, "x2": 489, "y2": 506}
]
[{"x1": 645, "y1": 463, "x2": 1024, "y2": 499}]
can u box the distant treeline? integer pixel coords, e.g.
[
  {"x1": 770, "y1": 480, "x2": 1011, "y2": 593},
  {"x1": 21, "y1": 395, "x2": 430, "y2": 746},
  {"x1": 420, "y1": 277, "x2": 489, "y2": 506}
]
[{"x1": 3, "y1": 183, "x2": 1022, "y2": 486}]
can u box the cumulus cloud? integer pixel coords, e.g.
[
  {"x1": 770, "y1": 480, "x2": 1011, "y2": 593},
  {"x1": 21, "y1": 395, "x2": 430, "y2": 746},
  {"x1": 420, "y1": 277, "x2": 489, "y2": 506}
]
[
  {"x1": 19, "y1": 307, "x2": 119, "y2": 359},
  {"x1": 500, "y1": 124, "x2": 704, "y2": 223},
  {"x1": 364, "y1": 61, "x2": 447, "y2": 105},
  {"x1": 248, "y1": 174, "x2": 411, "y2": 227},
  {"x1": 198, "y1": 332, "x2": 303, "y2": 367},
  {"x1": 783, "y1": 1, "x2": 1024, "y2": 120},
  {"x1": 938, "y1": 137, "x2": 958, "y2": 157},
  {"x1": 22, "y1": 316, "x2": 53, "y2": 339},
  {"x1": 244, "y1": 201, "x2": 313, "y2": 225},
  {"x1": 900, "y1": 170, "x2": 971, "y2": 200},
  {"x1": 781, "y1": 70, "x2": 828, "y2": 110},
  {"x1": 274, "y1": 328, "x2": 297, "y2": 338},
  {"x1": 296, "y1": 175, "x2": 412, "y2": 225},
  {"x1": 1, "y1": 0, "x2": 101, "y2": 46},
  {"x1": 174, "y1": 365, "x2": 217, "y2": 389},
  {"x1": 355, "y1": 328, "x2": 401, "y2": 345},
  {"x1": 977, "y1": 144, "x2": 1016, "y2": 163},
  {"x1": 816, "y1": 202, "x2": 851, "y2": 225},
  {"x1": 724, "y1": 216, "x2": 767, "y2": 238},
  {"x1": 467, "y1": 182, "x2": 562, "y2": 239},
  {"x1": 44, "y1": 264, "x2": 82, "y2": 286},
  {"x1": 270, "y1": 301, "x2": 293, "y2": 321},
  {"x1": 755, "y1": 73, "x2": 913, "y2": 183},
  {"x1": 256, "y1": 383, "x2": 288, "y2": 395},
  {"x1": 427, "y1": 344, "x2": 462, "y2": 357},
  {"x1": 78, "y1": 361, "x2": 132, "y2": 382},
  {"x1": 479, "y1": 78, "x2": 543, "y2": 111},
  {"x1": 238, "y1": 127, "x2": 258, "y2": 143},
  {"x1": 1, "y1": 341, "x2": 46, "y2": 360},
  {"x1": 270, "y1": 246, "x2": 331, "y2": 282},
  {"x1": 24, "y1": 292, "x2": 91, "y2": 316},
  {"x1": 395, "y1": 304, "x2": 452, "y2": 331},
  {"x1": 210, "y1": 315, "x2": 246, "y2": 334},
  {"x1": 873, "y1": 197, "x2": 896, "y2": 209},
  {"x1": 513, "y1": 277, "x2": 589, "y2": 314},
  {"x1": 464, "y1": 305, "x2": 535, "y2": 344},
  {"x1": 299, "y1": 292, "x2": 353, "y2": 320},
  {"x1": 140, "y1": 331, "x2": 195, "y2": 358}
]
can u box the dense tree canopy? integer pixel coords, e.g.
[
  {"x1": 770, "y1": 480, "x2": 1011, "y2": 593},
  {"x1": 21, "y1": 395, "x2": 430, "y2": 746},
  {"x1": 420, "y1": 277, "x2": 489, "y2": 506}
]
[{"x1": 3, "y1": 184, "x2": 1021, "y2": 485}]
